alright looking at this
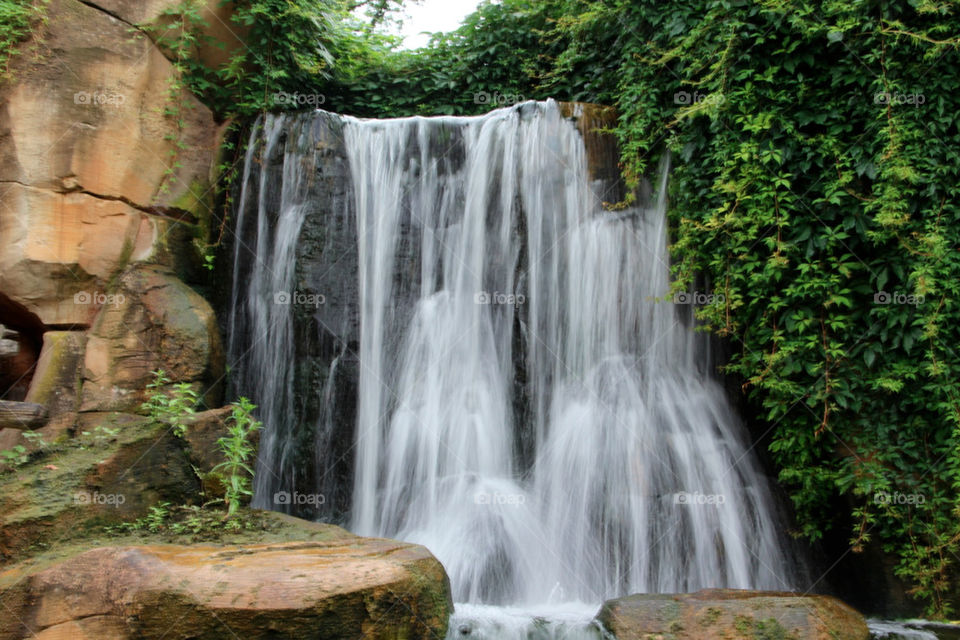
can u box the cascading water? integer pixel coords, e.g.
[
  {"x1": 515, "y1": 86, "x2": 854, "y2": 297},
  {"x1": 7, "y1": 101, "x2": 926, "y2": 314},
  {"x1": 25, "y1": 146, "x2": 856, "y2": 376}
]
[
  {"x1": 228, "y1": 101, "x2": 796, "y2": 621},
  {"x1": 228, "y1": 114, "x2": 310, "y2": 505}
]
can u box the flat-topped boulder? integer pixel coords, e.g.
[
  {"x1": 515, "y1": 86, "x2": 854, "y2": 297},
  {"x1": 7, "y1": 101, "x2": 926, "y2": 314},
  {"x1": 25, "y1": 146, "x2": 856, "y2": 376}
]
[
  {"x1": 596, "y1": 589, "x2": 869, "y2": 640},
  {"x1": 0, "y1": 533, "x2": 452, "y2": 640}
]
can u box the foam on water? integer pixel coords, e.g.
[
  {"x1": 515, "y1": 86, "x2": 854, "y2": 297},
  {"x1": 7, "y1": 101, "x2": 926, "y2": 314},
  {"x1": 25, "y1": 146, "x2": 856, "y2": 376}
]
[{"x1": 448, "y1": 602, "x2": 606, "y2": 640}]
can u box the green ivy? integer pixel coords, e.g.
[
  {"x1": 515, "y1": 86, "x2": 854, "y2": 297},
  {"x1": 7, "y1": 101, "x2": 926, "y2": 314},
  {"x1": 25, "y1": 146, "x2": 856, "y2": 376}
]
[
  {"x1": 593, "y1": 0, "x2": 960, "y2": 615},
  {"x1": 0, "y1": 0, "x2": 47, "y2": 79}
]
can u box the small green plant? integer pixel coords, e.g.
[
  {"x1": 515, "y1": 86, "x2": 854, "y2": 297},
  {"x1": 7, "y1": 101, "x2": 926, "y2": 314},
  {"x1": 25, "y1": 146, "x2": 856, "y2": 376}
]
[
  {"x1": 0, "y1": 444, "x2": 29, "y2": 468},
  {"x1": 170, "y1": 504, "x2": 211, "y2": 535},
  {"x1": 168, "y1": 504, "x2": 250, "y2": 535},
  {"x1": 107, "y1": 503, "x2": 256, "y2": 538},
  {"x1": 0, "y1": 0, "x2": 48, "y2": 79},
  {"x1": 21, "y1": 430, "x2": 47, "y2": 448},
  {"x1": 212, "y1": 397, "x2": 262, "y2": 515},
  {"x1": 141, "y1": 369, "x2": 199, "y2": 438},
  {"x1": 79, "y1": 424, "x2": 120, "y2": 447},
  {"x1": 144, "y1": 501, "x2": 171, "y2": 532},
  {"x1": 106, "y1": 501, "x2": 169, "y2": 534}
]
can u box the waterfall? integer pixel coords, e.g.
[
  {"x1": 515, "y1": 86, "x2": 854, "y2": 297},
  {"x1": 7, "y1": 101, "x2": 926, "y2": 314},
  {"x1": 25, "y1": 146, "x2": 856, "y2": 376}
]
[{"x1": 229, "y1": 100, "x2": 795, "y2": 607}]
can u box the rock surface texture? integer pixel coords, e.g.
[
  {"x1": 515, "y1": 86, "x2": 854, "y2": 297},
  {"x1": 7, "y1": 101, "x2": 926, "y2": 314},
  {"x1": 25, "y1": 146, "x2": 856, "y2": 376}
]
[
  {"x1": 0, "y1": 533, "x2": 453, "y2": 640},
  {"x1": 0, "y1": 0, "x2": 226, "y2": 440},
  {"x1": 0, "y1": 0, "x2": 220, "y2": 326},
  {"x1": 0, "y1": 413, "x2": 198, "y2": 565},
  {"x1": 596, "y1": 589, "x2": 870, "y2": 640}
]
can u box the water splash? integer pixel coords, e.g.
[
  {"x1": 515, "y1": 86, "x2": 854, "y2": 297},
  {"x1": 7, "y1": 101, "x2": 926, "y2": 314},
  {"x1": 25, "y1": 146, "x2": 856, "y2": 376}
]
[{"x1": 447, "y1": 603, "x2": 607, "y2": 640}]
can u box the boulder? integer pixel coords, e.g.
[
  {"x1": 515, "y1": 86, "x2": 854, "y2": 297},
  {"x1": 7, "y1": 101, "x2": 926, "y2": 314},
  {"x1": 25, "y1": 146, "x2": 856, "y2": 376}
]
[
  {"x1": 596, "y1": 589, "x2": 869, "y2": 640},
  {"x1": 80, "y1": 264, "x2": 224, "y2": 413},
  {"x1": 183, "y1": 405, "x2": 239, "y2": 473},
  {"x1": 0, "y1": 535, "x2": 452, "y2": 640},
  {"x1": 0, "y1": 412, "x2": 198, "y2": 565}
]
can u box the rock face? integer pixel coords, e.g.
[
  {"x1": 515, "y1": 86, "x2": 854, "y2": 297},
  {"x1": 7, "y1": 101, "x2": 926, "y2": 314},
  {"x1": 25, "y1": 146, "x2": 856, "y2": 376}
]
[
  {"x1": 0, "y1": 0, "x2": 226, "y2": 422},
  {"x1": 227, "y1": 112, "x2": 361, "y2": 519},
  {"x1": 0, "y1": 0, "x2": 221, "y2": 328},
  {"x1": 0, "y1": 536, "x2": 452, "y2": 640},
  {"x1": 596, "y1": 589, "x2": 870, "y2": 640}
]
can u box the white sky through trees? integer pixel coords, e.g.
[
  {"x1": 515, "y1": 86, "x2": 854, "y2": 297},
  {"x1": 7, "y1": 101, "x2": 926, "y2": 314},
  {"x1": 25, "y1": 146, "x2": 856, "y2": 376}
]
[{"x1": 391, "y1": 0, "x2": 484, "y2": 49}]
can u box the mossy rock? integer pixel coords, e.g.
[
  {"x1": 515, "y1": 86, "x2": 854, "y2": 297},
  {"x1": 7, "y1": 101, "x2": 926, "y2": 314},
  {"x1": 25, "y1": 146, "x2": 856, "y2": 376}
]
[
  {"x1": 596, "y1": 589, "x2": 869, "y2": 640},
  {"x1": 0, "y1": 513, "x2": 452, "y2": 640},
  {"x1": 0, "y1": 412, "x2": 198, "y2": 565}
]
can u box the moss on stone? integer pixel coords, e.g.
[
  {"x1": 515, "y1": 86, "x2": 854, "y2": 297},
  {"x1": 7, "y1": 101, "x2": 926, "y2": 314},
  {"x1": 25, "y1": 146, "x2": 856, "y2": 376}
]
[
  {"x1": 0, "y1": 412, "x2": 200, "y2": 563},
  {"x1": 170, "y1": 177, "x2": 213, "y2": 231},
  {"x1": 699, "y1": 607, "x2": 723, "y2": 627}
]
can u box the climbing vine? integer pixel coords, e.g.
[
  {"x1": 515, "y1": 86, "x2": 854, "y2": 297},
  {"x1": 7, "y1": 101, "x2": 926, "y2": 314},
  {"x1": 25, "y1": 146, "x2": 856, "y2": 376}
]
[{"x1": 596, "y1": 0, "x2": 960, "y2": 615}]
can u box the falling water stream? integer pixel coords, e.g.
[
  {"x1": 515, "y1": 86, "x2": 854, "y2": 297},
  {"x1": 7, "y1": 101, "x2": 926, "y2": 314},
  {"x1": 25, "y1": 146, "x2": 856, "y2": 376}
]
[{"x1": 229, "y1": 100, "x2": 796, "y2": 637}]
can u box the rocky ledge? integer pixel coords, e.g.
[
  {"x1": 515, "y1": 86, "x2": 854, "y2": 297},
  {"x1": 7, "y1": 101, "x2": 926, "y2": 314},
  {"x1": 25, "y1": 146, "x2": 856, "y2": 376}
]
[
  {"x1": 0, "y1": 523, "x2": 452, "y2": 640},
  {"x1": 597, "y1": 589, "x2": 869, "y2": 640}
]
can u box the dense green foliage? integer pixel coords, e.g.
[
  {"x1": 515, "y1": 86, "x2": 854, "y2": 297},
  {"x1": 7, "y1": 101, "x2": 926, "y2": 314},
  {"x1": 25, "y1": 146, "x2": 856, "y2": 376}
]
[
  {"x1": 325, "y1": 0, "x2": 564, "y2": 115},
  {"x1": 0, "y1": 0, "x2": 46, "y2": 78},
  {"x1": 126, "y1": 0, "x2": 960, "y2": 614},
  {"x1": 144, "y1": 0, "x2": 338, "y2": 119},
  {"x1": 600, "y1": 0, "x2": 960, "y2": 615},
  {"x1": 323, "y1": 0, "x2": 624, "y2": 116},
  {"x1": 142, "y1": 0, "x2": 601, "y2": 118}
]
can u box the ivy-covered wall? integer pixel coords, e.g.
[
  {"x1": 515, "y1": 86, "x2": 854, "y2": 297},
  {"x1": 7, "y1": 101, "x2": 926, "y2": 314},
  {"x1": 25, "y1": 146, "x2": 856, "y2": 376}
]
[{"x1": 606, "y1": 0, "x2": 960, "y2": 617}]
